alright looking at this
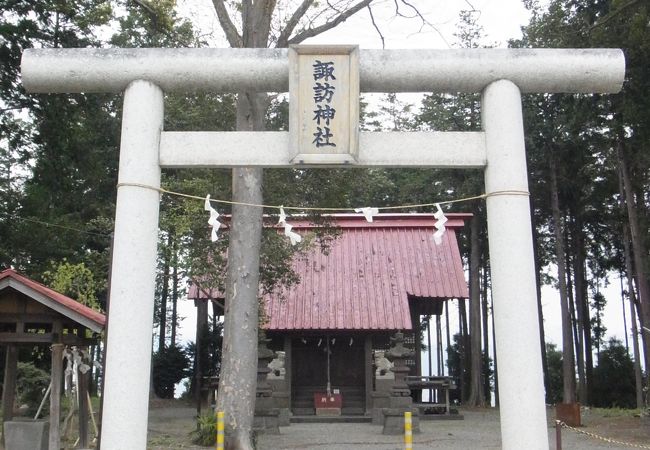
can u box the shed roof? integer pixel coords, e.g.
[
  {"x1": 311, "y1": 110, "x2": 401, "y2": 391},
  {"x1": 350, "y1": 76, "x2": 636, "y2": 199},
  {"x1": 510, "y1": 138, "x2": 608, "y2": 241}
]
[
  {"x1": 190, "y1": 213, "x2": 469, "y2": 332},
  {"x1": 0, "y1": 269, "x2": 106, "y2": 333}
]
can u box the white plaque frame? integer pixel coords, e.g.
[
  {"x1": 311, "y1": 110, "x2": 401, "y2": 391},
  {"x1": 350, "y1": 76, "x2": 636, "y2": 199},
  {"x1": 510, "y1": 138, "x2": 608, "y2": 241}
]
[{"x1": 289, "y1": 45, "x2": 360, "y2": 164}]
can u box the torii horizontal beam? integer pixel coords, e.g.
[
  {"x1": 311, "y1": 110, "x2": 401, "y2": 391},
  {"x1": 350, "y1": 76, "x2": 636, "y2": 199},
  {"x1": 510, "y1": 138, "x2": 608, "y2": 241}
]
[
  {"x1": 159, "y1": 131, "x2": 486, "y2": 168},
  {"x1": 22, "y1": 47, "x2": 624, "y2": 94}
]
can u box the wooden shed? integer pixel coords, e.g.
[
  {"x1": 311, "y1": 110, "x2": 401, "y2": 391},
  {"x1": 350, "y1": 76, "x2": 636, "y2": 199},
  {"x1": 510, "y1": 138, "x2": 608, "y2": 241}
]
[{"x1": 0, "y1": 269, "x2": 105, "y2": 448}]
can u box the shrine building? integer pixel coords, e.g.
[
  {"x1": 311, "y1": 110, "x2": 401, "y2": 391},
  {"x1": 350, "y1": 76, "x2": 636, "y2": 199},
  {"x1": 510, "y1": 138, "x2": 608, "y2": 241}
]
[{"x1": 189, "y1": 213, "x2": 470, "y2": 419}]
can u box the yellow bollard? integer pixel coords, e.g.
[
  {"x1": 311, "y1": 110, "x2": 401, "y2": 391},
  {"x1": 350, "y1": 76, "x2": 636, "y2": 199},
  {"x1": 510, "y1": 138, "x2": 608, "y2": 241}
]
[
  {"x1": 404, "y1": 411, "x2": 413, "y2": 450},
  {"x1": 216, "y1": 411, "x2": 225, "y2": 450}
]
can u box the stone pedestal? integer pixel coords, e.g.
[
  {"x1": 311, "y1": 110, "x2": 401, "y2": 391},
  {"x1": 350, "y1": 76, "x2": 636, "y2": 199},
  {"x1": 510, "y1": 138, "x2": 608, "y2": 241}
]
[
  {"x1": 381, "y1": 332, "x2": 420, "y2": 435},
  {"x1": 254, "y1": 335, "x2": 280, "y2": 435},
  {"x1": 371, "y1": 391, "x2": 390, "y2": 425},
  {"x1": 382, "y1": 406, "x2": 420, "y2": 435},
  {"x1": 272, "y1": 391, "x2": 291, "y2": 426},
  {"x1": 253, "y1": 395, "x2": 281, "y2": 435}
]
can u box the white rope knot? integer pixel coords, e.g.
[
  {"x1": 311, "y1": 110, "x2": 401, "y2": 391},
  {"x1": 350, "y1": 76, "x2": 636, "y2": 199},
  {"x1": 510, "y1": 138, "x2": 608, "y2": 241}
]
[
  {"x1": 278, "y1": 206, "x2": 302, "y2": 246},
  {"x1": 204, "y1": 194, "x2": 222, "y2": 242}
]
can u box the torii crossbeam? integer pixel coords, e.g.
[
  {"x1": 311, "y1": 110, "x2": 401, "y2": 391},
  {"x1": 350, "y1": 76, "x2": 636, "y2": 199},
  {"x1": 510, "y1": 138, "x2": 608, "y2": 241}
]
[{"x1": 22, "y1": 47, "x2": 624, "y2": 450}]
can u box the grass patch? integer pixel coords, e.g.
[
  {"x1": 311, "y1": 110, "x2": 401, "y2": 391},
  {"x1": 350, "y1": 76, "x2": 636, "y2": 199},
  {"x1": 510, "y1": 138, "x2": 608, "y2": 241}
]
[{"x1": 591, "y1": 407, "x2": 643, "y2": 418}]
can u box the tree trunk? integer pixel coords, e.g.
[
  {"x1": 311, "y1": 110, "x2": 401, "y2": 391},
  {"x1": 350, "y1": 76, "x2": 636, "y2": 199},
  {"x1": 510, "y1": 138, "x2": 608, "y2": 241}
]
[
  {"x1": 158, "y1": 233, "x2": 171, "y2": 352},
  {"x1": 627, "y1": 269, "x2": 645, "y2": 409},
  {"x1": 620, "y1": 277, "x2": 630, "y2": 354},
  {"x1": 458, "y1": 298, "x2": 469, "y2": 402},
  {"x1": 618, "y1": 140, "x2": 650, "y2": 373},
  {"x1": 195, "y1": 299, "x2": 209, "y2": 414},
  {"x1": 629, "y1": 284, "x2": 645, "y2": 409},
  {"x1": 481, "y1": 265, "x2": 491, "y2": 403},
  {"x1": 491, "y1": 292, "x2": 499, "y2": 407},
  {"x1": 572, "y1": 218, "x2": 592, "y2": 405},
  {"x1": 619, "y1": 165, "x2": 646, "y2": 408},
  {"x1": 531, "y1": 206, "x2": 549, "y2": 402},
  {"x1": 564, "y1": 228, "x2": 584, "y2": 404},
  {"x1": 566, "y1": 255, "x2": 585, "y2": 402},
  {"x1": 170, "y1": 239, "x2": 179, "y2": 348},
  {"x1": 216, "y1": 92, "x2": 266, "y2": 450},
  {"x1": 550, "y1": 156, "x2": 576, "y2": 403},
  {"x1": 468, "y1": 215, "x2": 485, "y2": 406}
]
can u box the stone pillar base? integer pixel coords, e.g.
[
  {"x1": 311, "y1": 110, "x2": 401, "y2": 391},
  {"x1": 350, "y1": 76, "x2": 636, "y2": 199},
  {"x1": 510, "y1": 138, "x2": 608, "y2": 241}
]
[
  {"x1": 253, "y1": 409, "x2": 281, "y2": 435},
  {"x1": 271, "y1": 391, "x2": 291, "y2": 426},
  {"x1": 370, "y1": 392, "x2": 390, "y2": 425},
  {"x1": 382, "y1": 408, "x2": 420, "y2": 435}
]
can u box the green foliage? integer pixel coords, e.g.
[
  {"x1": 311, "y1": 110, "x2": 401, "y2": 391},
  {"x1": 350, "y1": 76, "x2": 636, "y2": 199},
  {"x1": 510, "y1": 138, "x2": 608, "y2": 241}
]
[
  {"x1": 15, "y1": 361, "x2": 50, "y2": 416},
  {"x1": 591, "y1": 292, "x2": 608, "y2": 355},
  {"x1": 592, "y1": 338, "x2": 637, "y2": 408},
  {"x1": 545, "y1": 343, "x2": 563, "y2": 404},
  {"x1": 43, "y1": 260, "x2": 101, "y2": 310},
  {"x1": 152, "y1": 344, "x2": 191, "y2": 399},
  {"x1": 191, "y1": 414, "x2": 217, "y2": 446},
  {"x1": 0, "y1": 1, "x2": 117, "y2": 275},
  {"x1": 111, "y1": 0, "x2": 196, "y2": 48}
]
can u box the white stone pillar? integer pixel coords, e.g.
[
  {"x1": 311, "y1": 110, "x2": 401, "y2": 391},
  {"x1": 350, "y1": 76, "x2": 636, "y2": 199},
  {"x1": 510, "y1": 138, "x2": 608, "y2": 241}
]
[
  {"x1": 100, "y1": 80, "x2": 163, "y2": 449},
  {"x1": 482, "y1": 79, "x2": 548, "y2": 450}
]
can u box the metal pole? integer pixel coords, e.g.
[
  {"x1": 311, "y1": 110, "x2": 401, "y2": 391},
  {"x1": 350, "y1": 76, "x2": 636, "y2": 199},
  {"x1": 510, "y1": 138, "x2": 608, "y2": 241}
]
[
  {"x1": 404, "y1": 411, "x2": 413, "y2": 450},
  {"x1": 482, "y1": 80, "x2": 549, "y2": 449},
  {"x1": 326, "y1": 335, "x2": 331, "y2": 395},
  {"x1": 99, "y1": 80, "x2": 163, "y2": 449},
  {"x1": 216, "y1": 411, "x2": 225, "y2": 450},
  {"x1": 555, "y1": 420, "x2": 562, "y2": 450}
]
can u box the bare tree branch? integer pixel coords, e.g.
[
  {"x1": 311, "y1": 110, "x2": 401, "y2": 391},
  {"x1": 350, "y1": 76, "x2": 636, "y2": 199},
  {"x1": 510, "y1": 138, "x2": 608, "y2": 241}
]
[
  {"x1": 211, "y1": 0, "x2": 243, "y2": 47},
  {"x1": 276, "y1": 0, "x2": 315, "y2": 47},
  {"x1": 399, "y1": 0, "x2": 429, "y2": 31},
  {"x1": 287, "y1": 0, "x2": 374, "y2": 45},
  {"x1": 397, "y1": 0, "x2": 451, "y2": 48},
  {"x1": 393, "y1": 0, "x2": 415, "y2": 19},
  {"x1": 326, "y1": 0, "x2": 343, "y2": 15},
  {"x1": 367, "y1": 4, "x2": 385, "y2": 49}
]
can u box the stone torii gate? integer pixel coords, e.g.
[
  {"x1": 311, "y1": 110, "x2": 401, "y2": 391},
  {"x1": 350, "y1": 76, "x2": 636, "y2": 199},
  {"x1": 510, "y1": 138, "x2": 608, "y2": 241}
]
[{"x1": 21, "y1": 47, "x2": 624, "y2": 450}]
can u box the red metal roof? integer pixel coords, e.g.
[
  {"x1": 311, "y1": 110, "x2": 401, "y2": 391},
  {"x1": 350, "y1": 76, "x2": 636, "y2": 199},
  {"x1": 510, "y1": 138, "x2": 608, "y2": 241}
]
[
  {"x1": 264, "y1": 214, "x2": 469, "y2": 331},
  {"x1": 0, "y1": 269, "x2": 106, "y2": 332},
  {"x1": 189, "y1": 213, "x2": 470, "y2": 332}
]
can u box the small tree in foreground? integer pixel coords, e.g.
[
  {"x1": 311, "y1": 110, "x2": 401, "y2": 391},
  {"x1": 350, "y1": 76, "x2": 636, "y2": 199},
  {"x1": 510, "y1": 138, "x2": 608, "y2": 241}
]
[
  {"x1": 152, "y1": 344, "x2": 190, "y2": 399},
  {"x1": 592, "y1": 338, "x2": 636, "y2": 409}
]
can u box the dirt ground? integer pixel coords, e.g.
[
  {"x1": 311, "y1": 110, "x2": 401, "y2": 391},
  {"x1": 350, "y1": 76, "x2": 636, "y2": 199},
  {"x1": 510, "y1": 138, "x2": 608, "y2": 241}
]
[{"x1": 146, "y1": 400, "x2": 650, "y2": 450}]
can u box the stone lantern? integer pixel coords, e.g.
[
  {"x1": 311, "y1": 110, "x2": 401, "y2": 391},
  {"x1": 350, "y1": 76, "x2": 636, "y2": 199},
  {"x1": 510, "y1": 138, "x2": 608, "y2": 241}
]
[
  {"x1": 253, "y1": 332, "x2": 280, "y2": 435},
  {"x1": 381, "y1": 331, "x2": 420, "y2": 435}
]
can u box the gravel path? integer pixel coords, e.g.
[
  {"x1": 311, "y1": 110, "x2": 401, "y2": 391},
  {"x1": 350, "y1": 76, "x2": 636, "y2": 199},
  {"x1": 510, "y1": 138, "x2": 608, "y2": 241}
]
[
  {"x1": 257, "y1": 409, "x2": 643, "y2": 450},
  {"x1": 148, "y1": 405, "x2": 649, "y2": 449}
]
